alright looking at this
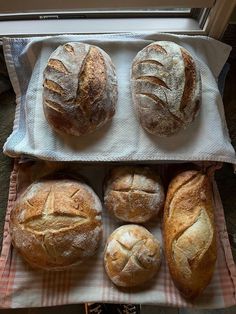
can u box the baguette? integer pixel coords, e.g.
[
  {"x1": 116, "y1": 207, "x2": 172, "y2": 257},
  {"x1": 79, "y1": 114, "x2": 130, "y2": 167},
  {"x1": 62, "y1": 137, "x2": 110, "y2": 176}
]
[{"x1": 163, "y1": 170, "x2": 216, "y2": 299}]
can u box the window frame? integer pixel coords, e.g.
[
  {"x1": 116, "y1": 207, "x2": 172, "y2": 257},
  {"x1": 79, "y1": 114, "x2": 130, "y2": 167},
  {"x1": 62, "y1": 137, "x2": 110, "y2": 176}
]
[
  {"x1": 0, "y1": 0, "x2": 234, "y2": 39},
  {"x1": 0, "y1": 0, "x2": 215, "y2": 13}
]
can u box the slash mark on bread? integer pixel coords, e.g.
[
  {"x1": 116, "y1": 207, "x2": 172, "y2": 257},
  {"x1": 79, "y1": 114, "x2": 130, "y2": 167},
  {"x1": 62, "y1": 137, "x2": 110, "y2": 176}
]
[
  {"x1": 136, "y1": 76, "x2": 170, "y2": 90},
  {"x1": 47, "y1": 59, "x2": 70, "y2": 74},
  {"x1": 137, "y1": 93, "x2": 184, "y2": 124},
  {"x1": 45, "y1": 100, "x2": 64, "y2": 113},
  {"x1": 167, "y1": 173, "x2": 200, "y2": 217},
  {"x1": 44, "y1": 79, "x2": 65, "y2": 96},
  {"x1": 134, "y1": 59, "x2": 164, "y2": 68}
]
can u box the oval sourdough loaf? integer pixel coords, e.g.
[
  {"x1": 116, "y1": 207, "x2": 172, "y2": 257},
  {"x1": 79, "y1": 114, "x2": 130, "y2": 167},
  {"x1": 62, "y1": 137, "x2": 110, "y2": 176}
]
[
  {"x1": 10, "y1": 178, "x2": 103, "y2": 270},
  {"x1": 163, "y1": 170, "x2": 216, "y2": 299},
  {"x1": 104, "y1": 166, "x2": 165, "y2": 223},
  {"x1": 131, "y1": 41, "x2": 201, "y2": 136},
  {"x1": 43, "y1": 42, "x2": 117, "y2": 136},
  {"x1": 104, "y1": 224, "x2": 162, "y2": 287}
]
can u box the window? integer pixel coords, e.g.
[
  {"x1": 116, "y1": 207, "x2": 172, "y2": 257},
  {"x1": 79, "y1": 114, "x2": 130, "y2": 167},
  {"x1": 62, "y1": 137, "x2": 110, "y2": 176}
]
[{"x1": 0, "y1": 0, "x2": 235, "y2": 38}]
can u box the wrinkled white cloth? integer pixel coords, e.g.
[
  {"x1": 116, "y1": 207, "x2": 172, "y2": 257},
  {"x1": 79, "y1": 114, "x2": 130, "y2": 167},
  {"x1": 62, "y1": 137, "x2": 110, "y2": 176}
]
[{"x1": 3, "y1": 32, "x2": 236, "y2": 163}]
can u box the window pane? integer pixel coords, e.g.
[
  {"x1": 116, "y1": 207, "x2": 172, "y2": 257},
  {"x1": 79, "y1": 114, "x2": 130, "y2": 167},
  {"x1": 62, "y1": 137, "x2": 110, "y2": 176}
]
[{"x1": 0, "y1": 0, "x2": 215, "y2": 14}]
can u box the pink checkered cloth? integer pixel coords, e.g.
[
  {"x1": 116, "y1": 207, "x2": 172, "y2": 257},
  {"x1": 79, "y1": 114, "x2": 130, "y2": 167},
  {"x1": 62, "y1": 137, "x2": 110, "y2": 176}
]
[{"x1": 0, "y1": 160, "x2": 236, "y2": 309}]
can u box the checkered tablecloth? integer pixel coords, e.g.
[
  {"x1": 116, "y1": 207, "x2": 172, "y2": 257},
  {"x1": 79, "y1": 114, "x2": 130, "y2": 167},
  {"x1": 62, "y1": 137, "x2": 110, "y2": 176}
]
[{"x1": 0, "y1": 160, "x2": 235, "y2": 309}]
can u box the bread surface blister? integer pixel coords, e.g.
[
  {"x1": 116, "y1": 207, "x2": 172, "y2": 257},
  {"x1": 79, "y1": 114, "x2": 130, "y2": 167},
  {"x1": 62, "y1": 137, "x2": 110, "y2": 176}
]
[
  {"x1": 43, "y1": 42, "x2": 118, "y2": 136},
  {"x1": 163, "y1": 170, "x2": 217, "y2": 299},
  {"x1": 131, "y1": 41, "x2": 201, "y2": 136}
]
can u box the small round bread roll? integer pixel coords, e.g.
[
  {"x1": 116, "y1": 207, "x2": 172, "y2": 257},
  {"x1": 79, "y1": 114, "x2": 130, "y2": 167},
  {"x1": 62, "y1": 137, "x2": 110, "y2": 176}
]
[
  {"x1": 131, "y1": 41, "x2": 201, "y2": 136},
  {"x1": 10, "y1": 178, "x2": 103, "y2": 270},
  {"x1": 43, "y1": 42, "x2": 117, "y2": 136},
  {"x1": 104, "y1": 225, "x2": 162, "y2": 287},
  {"x1": 104, "y1": 166, "x2": 164, "y2": 223}
]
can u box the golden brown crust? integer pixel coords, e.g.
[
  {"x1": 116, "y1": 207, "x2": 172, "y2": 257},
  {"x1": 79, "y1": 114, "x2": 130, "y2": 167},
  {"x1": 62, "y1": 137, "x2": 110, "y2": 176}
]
[
  {"x1": 147, "y1": 43, "x2": 168, "y2": 55},
  {"x1": 163, "y1": 170, "x2": 217, "y2": 299},
  {"x1": 43, "y1": 42, "x2": 117, "y2": 136},
  {"x1": 10, "y1": 178, "x2": 103, "y2": 270},
  {"x1": 131, "y1": 41, "x2": 201, "y2": 137},
  {"x1": 104, "y1": 224, "x2": 162, "y2": 287},
  {"x1": 104, "y1": 166, "x2": 165, "y2": 223},
  {"x1": 78, "y1": 47, "x2": 106, "y2": 109},
  {"x1": 180, "y1": 48, "x2": 199, "y2": 116}
]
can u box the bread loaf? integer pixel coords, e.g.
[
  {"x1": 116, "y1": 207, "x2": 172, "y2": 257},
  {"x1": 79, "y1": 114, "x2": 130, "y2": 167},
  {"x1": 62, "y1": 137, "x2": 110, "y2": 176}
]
[
  {"x1": 10, "y1": 178, "x2": 103, "y2": 270},
  {"x1": 43, "y1": 42, "x2": 117, "y2": 136},
  {"x1": 131, "y1": 41, "x2": 201, "y2": 136},
  {"x1": 163, "y1": 170, "x2": 216, "y2": 299},
  {"x1": 104, "y1": 166, "x2": 164, "y2": 223},
  {"x1": 104, "y1": 225, "x2": 161, "y2": 287}
]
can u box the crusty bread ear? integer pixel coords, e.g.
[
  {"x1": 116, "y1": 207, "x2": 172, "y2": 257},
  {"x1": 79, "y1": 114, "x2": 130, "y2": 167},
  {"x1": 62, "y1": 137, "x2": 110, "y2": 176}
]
[
  {"x1": 163, "y1": 170, "x2": 217, "y2": 299},
  {"x1": 131, "y1": 41, "x2": 201, "y2": 137},
  {"x1": 43, "y1": 42, "x2": 117, "y2": 136}
]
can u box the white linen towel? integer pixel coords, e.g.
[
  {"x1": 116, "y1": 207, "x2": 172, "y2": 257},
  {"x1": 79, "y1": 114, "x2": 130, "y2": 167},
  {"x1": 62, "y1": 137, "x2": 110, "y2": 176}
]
[{"x1": 3, "y1": 32, "x2": 236, "y2": 164}]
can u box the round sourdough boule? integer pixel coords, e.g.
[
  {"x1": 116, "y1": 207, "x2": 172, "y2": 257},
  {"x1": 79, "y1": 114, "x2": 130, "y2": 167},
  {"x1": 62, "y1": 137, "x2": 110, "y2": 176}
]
[
  {"x1": 131, "y1": 41, "x2": 201, "y2": 137},
  {"x1": 43, "y1": 42, "x2": 118, "y2": 136},
  {"x1": 104, "y1": 166, "x2": 165, "y2": 223},
  {"x1": 10, "y1": 178, "x2": 103, "y2": 270},
  {"x1": 104, "y1": 225, "x2": 162, "y2": 287}
]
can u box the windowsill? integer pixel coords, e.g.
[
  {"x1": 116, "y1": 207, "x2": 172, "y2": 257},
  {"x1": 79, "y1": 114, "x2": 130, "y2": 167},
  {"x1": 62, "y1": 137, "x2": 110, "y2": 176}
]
[{"x1": 0, "y1": 17, "x2": 203, "y2": 36}]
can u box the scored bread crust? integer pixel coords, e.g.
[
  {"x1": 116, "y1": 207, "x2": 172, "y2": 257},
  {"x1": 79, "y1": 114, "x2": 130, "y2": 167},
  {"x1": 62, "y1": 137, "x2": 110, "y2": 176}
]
[
  {"x1": 10, "y1": 178, "x2": 103, "y2": 270},
  {"x1": 131, "y1": 41, "x2": 201, "y2": 136},
  {"x1": 104, "y1": 166, "x2": 165, "y2": 223},
  {"x1": 104, "y1": 224, "x2": 162, "y2": 287},
  {"x1": 43, "y1": 42, "x2": 118, "y2": 136},
  {"x1": 163, "y1": 170, "x2": 217, "y2": 299}
]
